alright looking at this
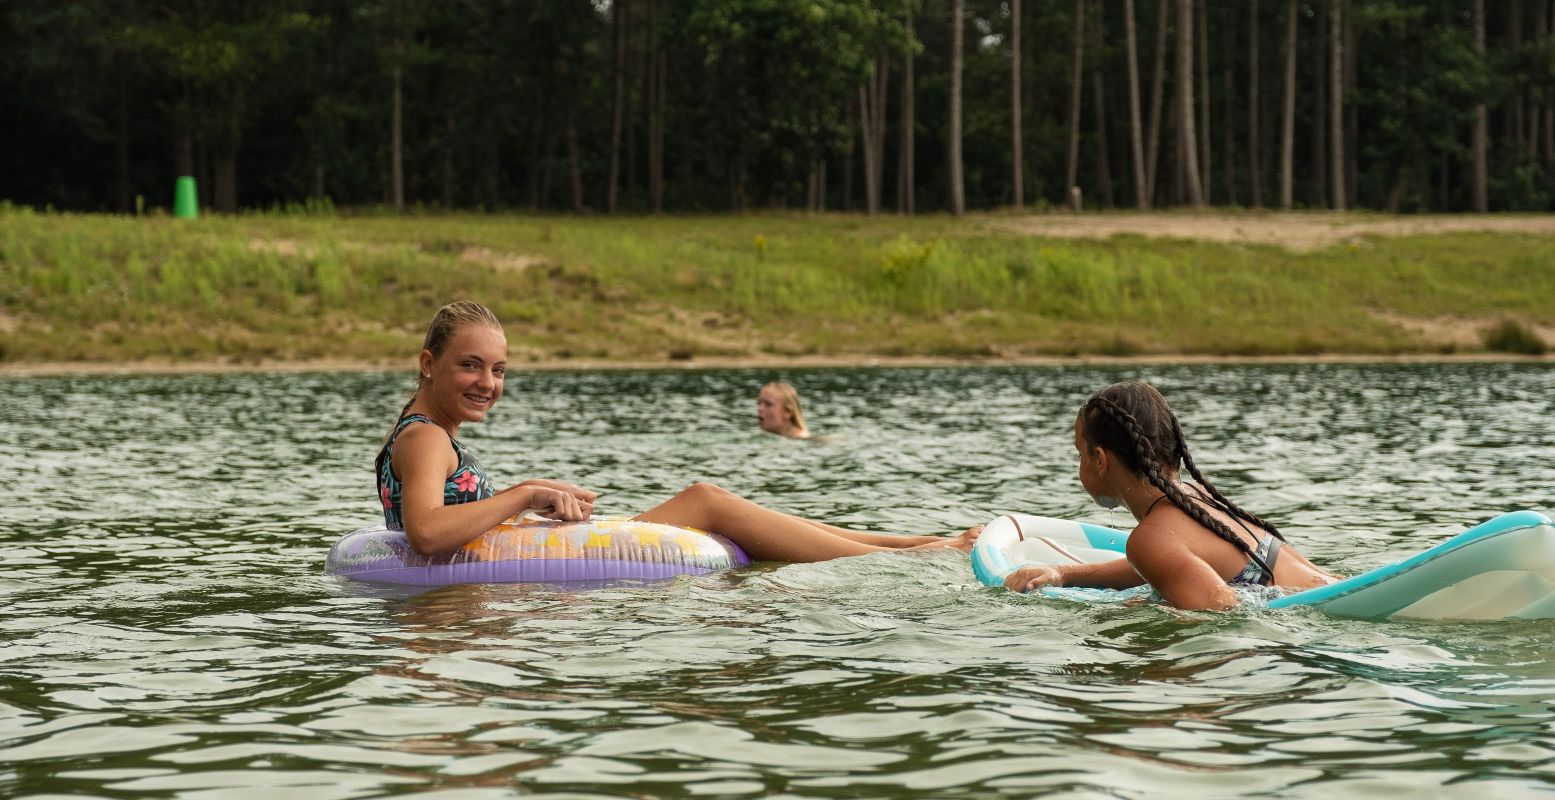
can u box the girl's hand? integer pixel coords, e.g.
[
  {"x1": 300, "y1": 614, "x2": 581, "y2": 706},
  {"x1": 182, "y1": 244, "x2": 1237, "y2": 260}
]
[
  {"x1": 1004, "y1": 565, "x2": 1065, "y2": 593},
  {"x1": 526, "y1": 486, "x2": 592, "y2": 521},
  {"x1": 520, "y1": 479, "x2": 599, "y2": 505}
]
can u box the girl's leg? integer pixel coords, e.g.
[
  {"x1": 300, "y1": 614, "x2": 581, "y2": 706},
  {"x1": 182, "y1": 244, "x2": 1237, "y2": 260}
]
[
  {"x1": 795, "y1": 518, "x2": 954, "y2": 548},
  {"x1": 633, "y1": 483, "x2": 975, "y2": 562}
]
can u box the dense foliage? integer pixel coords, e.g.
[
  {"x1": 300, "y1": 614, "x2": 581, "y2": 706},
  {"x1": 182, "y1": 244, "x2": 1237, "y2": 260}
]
[{"x1": 2, "y1": 0, "x2": 1551, "y2": 213}]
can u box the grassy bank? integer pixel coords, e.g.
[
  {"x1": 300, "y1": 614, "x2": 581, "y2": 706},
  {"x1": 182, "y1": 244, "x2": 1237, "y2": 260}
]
[{"x1": 2, "y1": 206, "x2": 1553, "y2": 366}]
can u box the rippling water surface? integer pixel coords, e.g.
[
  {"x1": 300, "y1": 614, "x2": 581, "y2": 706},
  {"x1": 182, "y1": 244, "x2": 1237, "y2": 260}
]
[{"x1": 3, "y1": 364, "x2": 1554, "y2": 798}]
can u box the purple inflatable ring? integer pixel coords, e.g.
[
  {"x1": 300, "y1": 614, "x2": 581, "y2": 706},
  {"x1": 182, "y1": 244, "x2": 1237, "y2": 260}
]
[{"x1": 326, "y1": 516, "x2": 751, "y2": 586}]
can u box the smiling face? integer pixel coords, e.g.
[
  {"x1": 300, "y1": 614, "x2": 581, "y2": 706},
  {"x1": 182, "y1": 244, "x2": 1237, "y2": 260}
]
[
  {"x1": 419, "y1": 325, "x2": 508, "y2": 426},
  {"x1": 756, "y1": 385, "x2": 790, "y2": 434}
]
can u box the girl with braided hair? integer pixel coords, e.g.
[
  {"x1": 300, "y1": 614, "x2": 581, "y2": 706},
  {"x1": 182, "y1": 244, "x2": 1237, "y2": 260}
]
[
  {"x1": 1004, "y1": 381, "x2": 1338, "y2": 610},
  {"x1": 377, "y1": 300, "x2": 981, "y2": 560}
]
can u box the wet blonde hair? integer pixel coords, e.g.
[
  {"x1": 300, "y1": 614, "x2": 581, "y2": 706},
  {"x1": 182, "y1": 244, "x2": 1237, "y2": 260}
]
[
  {"x1": 762, "y1": 381, "x2": 807, "y2": 435},
  {"x1": 384, "y1": 300, "x2": 504, "y2": 441}
]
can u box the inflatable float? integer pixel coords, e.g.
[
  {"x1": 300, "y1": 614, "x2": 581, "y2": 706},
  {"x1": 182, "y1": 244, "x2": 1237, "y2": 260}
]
[
  {"x1": 970, "y1": 510, "x2": 1555, "y2": 620},
  {"x1": 326, "y1": 516, "x2": 750, "y2": 586}
]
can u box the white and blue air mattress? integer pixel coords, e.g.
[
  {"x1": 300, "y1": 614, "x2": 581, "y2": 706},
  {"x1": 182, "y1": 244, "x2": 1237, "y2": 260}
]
[{"x1": 970, "y1": 510, "x2": 1555, "y2": 620}]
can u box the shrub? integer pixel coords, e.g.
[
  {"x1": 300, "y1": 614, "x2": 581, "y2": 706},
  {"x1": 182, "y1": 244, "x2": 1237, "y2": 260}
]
[{"x1": 1482, "y1": 319, "x2": 1547, "y2": 355}]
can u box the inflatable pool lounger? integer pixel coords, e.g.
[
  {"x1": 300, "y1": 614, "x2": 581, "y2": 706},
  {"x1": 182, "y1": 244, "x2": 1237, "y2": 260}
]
[{"x1": 970, "y1": 510, "x2": 1555, "y2": 621}]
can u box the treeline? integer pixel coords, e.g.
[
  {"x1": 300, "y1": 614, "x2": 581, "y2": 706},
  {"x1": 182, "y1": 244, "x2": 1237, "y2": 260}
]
[{"x1": 3, "y1": 1, "x2": 1553, "y2": 215}]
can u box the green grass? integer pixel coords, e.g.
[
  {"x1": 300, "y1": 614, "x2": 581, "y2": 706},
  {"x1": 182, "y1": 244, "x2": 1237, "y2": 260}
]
[{"x1": 3, "y1": 205, "x2": 1554, "y2": 364}]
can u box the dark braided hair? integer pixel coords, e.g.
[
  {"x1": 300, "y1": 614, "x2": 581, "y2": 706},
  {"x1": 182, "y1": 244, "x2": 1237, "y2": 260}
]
[
  {"x1": 1080, "y1": 382, "x2": 1277, "y2": 575},
  {"x1": 1167, "y1": 412, "x2": 1286, "y2": 543}
]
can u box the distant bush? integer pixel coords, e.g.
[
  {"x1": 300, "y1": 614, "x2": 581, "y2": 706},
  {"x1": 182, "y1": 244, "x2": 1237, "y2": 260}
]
[{"x1": 1482, "y1": 319, "x2": 1547, "y2": 354}]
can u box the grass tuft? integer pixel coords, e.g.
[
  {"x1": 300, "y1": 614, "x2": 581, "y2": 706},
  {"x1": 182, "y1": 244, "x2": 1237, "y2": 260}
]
[{"x1": 1482, "y1": 319, "x2": 1548, "y2": 355}]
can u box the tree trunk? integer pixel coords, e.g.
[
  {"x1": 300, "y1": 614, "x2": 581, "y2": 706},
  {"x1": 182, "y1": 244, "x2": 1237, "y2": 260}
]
[
  {"x1": 1280, "y1": 0, "x2": 1296, "y2": 209},
  {"x1": 1513, "y1": 0, "x2": 1526, "y2": 155},
  {"x1": 391, "y1": 62, "x2": 404, "y2": 212},
  {"x1": 532, "y1": 112, "x2": 550, "y2": 208},
  {"x1": 1537, "y1": 1, "x2": 1550, "y2": 160},
  {"x1": 1065, "y1": 0, "x2": 1085, "y2": 205},
  {"x1": 1329, "y1": 0, "x2": 1344, "y2": 211},
  {"x1": 480, "y1": 128, "x2": 499, "y2": 210},
  {"x1": 1224, "y1": 61, "x2": 1237, "y2": 205},
  {"x1": 1311, "y1": 1, "x2": 1327, "y2": 208},
  {"x1": 1344, "y1": 1, "x2": 1357, "y2": 205},
  {"x1": 949, "y1": 0, "x2": 966, "y2": 215},
  {"x1": 607, "y1": 0, "x2": 626, "y2": 213},
  {"x1": 196, "y1": 136, "x2": 210, "y2": 208},
  {"x1": 1092, "y1": 69, "x2": 1114, "y2": 208},
  {"x1": 649, "y1": 0, "x2": 665, "y2": 213},
  {"x1": 214, "y1": 152, "x2": 237, "y2": 213},
  {"x1": 1176, "y1": 0, "x2": 1204, "y2": 206},
  {"x1": 859, "y1": 58, "x2": 889, "y2": 214},
  {"x1": 566, "y1": 110, "x2": 584, "y2": 212},
  {"x1": 1011, "y1": 0, "x2": 1024, "y2": 209},
  {"x1": 1384, "y1": 168, "x2": 1407, "y2": 214},
  {"x1": 1087, "y1": 0, "x2": 1112, "y2": 207},
  {"x1": 1197, "y1": 0, "x2": 1212, "y2": 203},
  {"x1": 818, "y1": 160, "x2": 827, "y2": 211},
  {"x1": 1473, "y1": 0, "x2": 1488, "y2": 212},
  {"x1": 730, "y1": 158, "x2": 747, "y2": 212},
  {"x1": 898, "y1": 10, "x2": 916, "y2": 214},
  {"x1": 814, "y1": 156, "x2": 827, "y2": 208},
  {"x1": 114, "y1": 52, "x2": 130, "y2": 213},
  {"x1": 1144, "y1": 0, "x2": 1169, "y2": 205},
  {"x1": 313, "y1": 164, "x2": 325, "y2": 202},
  {"x1": 1546, "y1": 4, "x2": 1555, "y2": 169},
  {"x1": 1124, "y1": 0, "x2": 1147, "y2": 209},
  {"x1": 807, "y1": 159, "x2": 827, "y2": 211},
  {"x1": 1249, "y1": 0, "x2": 1262, "y2": 208},
  {"x1": 441, "y1": 116, "x2": 454, "y2": 208},
  {"x1": 213, "y1": 89, "x2": 241, "y2": 213},
  {"x1": 843, "y1": 98, "x2": 856, "y2": 211}
]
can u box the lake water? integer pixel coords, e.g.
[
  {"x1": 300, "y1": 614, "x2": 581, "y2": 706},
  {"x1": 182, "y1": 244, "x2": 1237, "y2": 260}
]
[{"x1": 2, "y1": 364, "x2": 1553, "y2": 798}]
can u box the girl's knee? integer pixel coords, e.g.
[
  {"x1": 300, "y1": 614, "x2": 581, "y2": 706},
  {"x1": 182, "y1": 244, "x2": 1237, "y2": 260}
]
[{"x1": 680, "y1": 482, "x2": 732, "y2": 503}]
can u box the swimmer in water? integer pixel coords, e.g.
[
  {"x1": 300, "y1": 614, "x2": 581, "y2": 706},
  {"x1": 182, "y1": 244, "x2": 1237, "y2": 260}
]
[{"x1": 757, "y1": 381, "x2": 810, "y2": 439}]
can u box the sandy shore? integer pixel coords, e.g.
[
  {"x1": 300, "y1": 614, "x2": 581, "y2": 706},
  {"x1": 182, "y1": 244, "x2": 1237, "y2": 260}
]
[
  {"x1": 989, "y1": 211, "x2": 1555, "y2": 251},
  {"x1": 2, "y1": 351, "x2": 1551, "y2": 377}
]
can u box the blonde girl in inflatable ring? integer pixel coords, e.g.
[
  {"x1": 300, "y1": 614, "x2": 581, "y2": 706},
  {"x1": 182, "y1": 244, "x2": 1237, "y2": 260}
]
[{"x1": 377, "y1": 300, "x2": 981, "y2": 559}]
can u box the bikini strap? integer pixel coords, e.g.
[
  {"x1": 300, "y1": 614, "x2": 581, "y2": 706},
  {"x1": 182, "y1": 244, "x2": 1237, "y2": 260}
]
[{"x1": 376, "y1": 414, "x2": 441, "y2": 482}]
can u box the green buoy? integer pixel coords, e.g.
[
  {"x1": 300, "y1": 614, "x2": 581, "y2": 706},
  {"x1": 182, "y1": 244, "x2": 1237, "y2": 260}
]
[{"x1": 173, "y1": 176, "x2": 198, "y2": 219}]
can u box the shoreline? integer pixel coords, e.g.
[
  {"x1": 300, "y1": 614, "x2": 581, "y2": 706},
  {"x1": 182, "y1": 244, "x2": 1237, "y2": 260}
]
[{"x1": 2, "y1": 351, "x2": 1551, "y2": 377}]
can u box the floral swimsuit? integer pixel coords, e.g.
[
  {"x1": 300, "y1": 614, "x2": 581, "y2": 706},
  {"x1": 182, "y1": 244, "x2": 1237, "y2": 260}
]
[{"x1": 375, "y1": 414, "x2": 493, "y2": 530}]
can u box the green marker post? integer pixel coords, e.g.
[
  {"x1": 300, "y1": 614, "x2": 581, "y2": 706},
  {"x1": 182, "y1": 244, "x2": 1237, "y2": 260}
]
[{"x1": 173, "y1": 176, "x2": 198, "y2": 219}]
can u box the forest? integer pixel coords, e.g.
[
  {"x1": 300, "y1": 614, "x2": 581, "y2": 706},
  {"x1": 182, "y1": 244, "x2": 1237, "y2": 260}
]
[{"x1": 3, "y1": 0, "x2": 1551, "y2": 216}]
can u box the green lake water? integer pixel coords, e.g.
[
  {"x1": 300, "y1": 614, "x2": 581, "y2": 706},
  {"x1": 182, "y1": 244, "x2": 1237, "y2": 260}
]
[{"x1": 2, "y1": 364, "x2": 1553, "y2": 798}]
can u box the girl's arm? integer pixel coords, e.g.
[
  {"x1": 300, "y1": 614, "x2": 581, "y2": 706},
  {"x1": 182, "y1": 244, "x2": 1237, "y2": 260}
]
[
  {"x1": 1004, "y1": 557, "x2": 1145, "y2": 592},
  {"x1": 394, "y1": 426, "x2": 590, "y2": 554}
]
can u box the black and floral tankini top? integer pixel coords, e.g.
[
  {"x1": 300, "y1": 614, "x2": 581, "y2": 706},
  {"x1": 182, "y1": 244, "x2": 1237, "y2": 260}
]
[{"x1": 375, "y1": 414, "x2": 494, "y2": 530}]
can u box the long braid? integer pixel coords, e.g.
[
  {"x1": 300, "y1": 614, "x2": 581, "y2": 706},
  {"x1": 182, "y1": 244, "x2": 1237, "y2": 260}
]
[
  {"x1": 1084, "y1": 391, "x2": 1275, "y2": 576},
  {"x1": 1168, "y1": 412, "x2": 1287, "y2": 542}
]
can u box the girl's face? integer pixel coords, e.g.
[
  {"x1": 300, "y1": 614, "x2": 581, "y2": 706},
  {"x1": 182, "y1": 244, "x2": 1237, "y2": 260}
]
[
  {"x1": 421, "y1": 325, "x2": 507, "y2": 424},
  {"x1": 757, "y1": 386, "x2": 789, "y2": 434}
]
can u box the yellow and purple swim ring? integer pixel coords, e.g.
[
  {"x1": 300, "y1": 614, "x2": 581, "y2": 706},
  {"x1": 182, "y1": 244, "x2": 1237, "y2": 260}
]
[{"x1": 325, "y1": 515, "x2": 750, "y2": 586}]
